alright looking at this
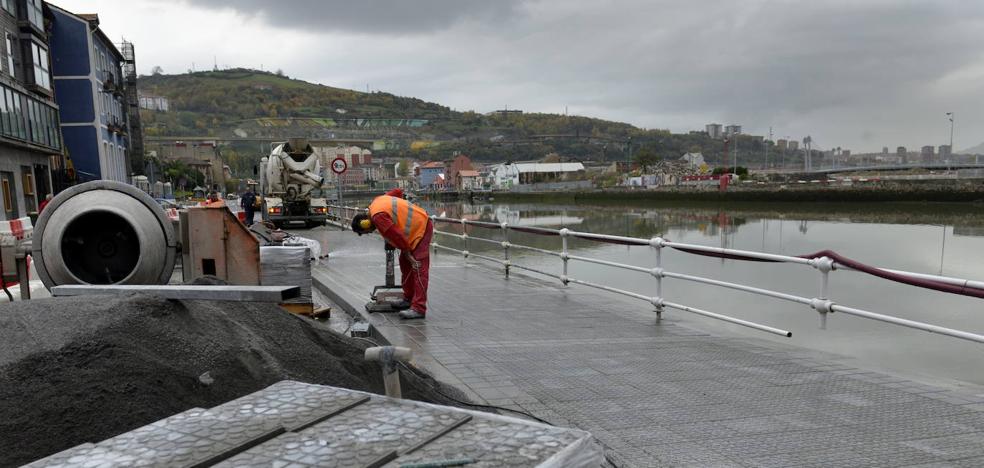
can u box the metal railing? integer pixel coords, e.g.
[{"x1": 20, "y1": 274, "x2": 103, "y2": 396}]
[{"x1": 327, "y1": 205, "x2": 984, "y2": 344}]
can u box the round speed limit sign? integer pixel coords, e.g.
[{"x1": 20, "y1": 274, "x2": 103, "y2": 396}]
[{"x1": 331, "y1": 157, "x2": 348, "y2": 174}]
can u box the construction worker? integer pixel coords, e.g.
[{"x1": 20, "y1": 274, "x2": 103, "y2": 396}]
[
  {"x1": 240, "y1": 188, "x2": 257, "y2": 225},
  {"x1": 351, "y1": 189, "x2": 432, "y2": 320}
]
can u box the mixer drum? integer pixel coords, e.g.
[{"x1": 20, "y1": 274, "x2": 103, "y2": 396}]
[{"x1": 33, "y1": 181, "x2": 177, "y2": 288}]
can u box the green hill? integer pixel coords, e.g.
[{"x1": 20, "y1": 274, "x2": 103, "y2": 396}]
[{"x1": 138, "y1": 69, "x2": 777, "y2": 168}]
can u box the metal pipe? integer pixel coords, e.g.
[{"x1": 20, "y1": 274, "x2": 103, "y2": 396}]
[
  {"x1": 661, "y1": 239, "x2": 814, "y2": 265},
  {"x1": 566, "y1": 230, "x2": 651, "y2": 246},
  {"x1": 831, "y1": 304, "x2": 984, "y2": 344},
  {"x1": 566, "y1": 277, "x2": 653, "y2": 302},
  {"x1": 663, "y1": 271, "x2": 813, "y2": 305},
  {"x1": 508, "y1": 243, "x2": 562, "y2": 257},
  {"x1": 837, "y1": 264, "x2": 984, "y2": 291},
  {"x1": 663, "y1": 301, "x2": 793, "y2": 337},
  {"x1": 566, "y1": 254, "x2": 651, "y2": 274}
]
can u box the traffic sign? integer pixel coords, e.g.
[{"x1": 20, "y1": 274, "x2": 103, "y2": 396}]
[{"x1": 331, "y1": 157, "x2": 348, "y2": 174}]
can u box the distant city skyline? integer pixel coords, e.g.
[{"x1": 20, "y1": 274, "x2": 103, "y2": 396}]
[{"x1": 55, "y1": 0, "x2": 984, "y2": 153}]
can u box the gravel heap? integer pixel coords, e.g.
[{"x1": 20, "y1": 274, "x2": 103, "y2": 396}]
[{"x1": 0, "y1": 292, "x2": 465, "y2": 466}]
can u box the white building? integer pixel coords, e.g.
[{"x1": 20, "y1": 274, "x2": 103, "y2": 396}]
[
  {"x1": 489, "y1": 162, "x2": 586, "y2": 189},
  {"x1": 138, "y1": 94, "x2": 170, "y2": 112},
  {"x1": 724, "y1": 125, "x2": 742, "y2": 136}
]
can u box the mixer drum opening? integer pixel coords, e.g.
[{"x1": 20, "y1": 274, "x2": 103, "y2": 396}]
[{"x1": 61, "y1": 210, "x2": 141, "y2": 284}]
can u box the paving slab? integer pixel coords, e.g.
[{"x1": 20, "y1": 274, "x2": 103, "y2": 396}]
[
  {"x1": 314, "y1": 229, "x2": 984, "y2": 467},
  {"x1": 26, "y1": 381, "x2": 600, "y2": 467}
]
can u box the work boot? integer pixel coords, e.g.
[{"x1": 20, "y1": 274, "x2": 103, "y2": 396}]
[
  {"x1": 391, "y1": 299, "x2": 412, "y2": 310},
  {"x1": 398, "y1": 309, "x2": 425, "y2": 320}
]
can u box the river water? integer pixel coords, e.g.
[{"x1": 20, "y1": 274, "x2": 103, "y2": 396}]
[{"x1": 420, "y1": 200, "x2": 984, "y2": 389}]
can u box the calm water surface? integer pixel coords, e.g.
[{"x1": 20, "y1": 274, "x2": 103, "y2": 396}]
[{"x1": 422, "y1": 200, "x2": 984, "y2": 388}]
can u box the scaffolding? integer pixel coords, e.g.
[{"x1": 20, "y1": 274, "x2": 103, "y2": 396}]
[{"x1": 121, "y1": 41, "x2": 144, "y2": 174}]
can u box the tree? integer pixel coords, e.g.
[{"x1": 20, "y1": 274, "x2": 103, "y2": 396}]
[
  {"x1": 632, "y1": 147, "x2": 660, "y2": 173},
  {"x1": 151, "y1": 65, "x2": 164, "y2": 75},
  {"x1": 397, "y1": 159, "x2": 410, "y2": 177},
  {"x1": 224, "y1": 178, "x2": 240, "y2": 194}
]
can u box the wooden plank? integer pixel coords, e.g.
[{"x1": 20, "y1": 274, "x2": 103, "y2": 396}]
[{"x1": 50, "y1": 285, "x2": 300, "y2": 302}]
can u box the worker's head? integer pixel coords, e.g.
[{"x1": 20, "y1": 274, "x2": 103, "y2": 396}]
[{"x1": 351, "y1": 213, "x2": 375, "y2": 235}]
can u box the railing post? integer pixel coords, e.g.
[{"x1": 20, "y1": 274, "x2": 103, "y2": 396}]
[
  {"x1": 651, "y1": 237, "x2": 665, "y2": 320},
  {"x1": 501, "y1": 222, "x2": 510, "y2": 278},
  {"x1": 461, "y1": 219, "x2": 469, "y2": 261},
  {"x1": 812, "y1": 256, "x2": 835, "y2": 329},
  {"x1": 430, "y1": 215, "x2": 438, "y2": 255},
  {"x1": 559, "y1": 228, "x2": 570, "y2": 286}
]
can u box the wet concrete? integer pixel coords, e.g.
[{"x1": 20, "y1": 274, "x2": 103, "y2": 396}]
[{"x1": 314, "y1": 229, "x2": 984, "y2": 467}]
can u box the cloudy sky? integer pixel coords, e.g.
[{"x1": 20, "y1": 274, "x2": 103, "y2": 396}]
[{"x1": 55, "y1": 0, "x2": 984, "y2": 152}]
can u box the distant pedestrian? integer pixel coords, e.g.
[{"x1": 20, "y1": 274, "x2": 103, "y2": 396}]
[
  {"x1": 38, "y1": 194, "x2": 52, "y2": 212},
  {"x1": 240, "y1": 188, "x2": 257, "y2": 225}
]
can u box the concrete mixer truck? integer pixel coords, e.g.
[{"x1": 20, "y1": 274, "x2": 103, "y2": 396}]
[{"x1": 259, "y1": 139, "x2": 328, "y2": 228}]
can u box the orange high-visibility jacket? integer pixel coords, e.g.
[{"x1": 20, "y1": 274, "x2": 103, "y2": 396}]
[{"x1": 369, "y1": 195, "x2": 429, "y2": 249}]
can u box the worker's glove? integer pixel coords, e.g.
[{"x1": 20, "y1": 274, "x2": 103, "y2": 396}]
[
  {"x1": 405, "y1": 252, "x2": 421, "y2": 270},
  {"x1": 385, "y1": 243, "x2": 395, "y2": 252}
]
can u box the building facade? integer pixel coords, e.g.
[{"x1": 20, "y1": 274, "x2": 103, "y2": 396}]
[
  {"x1": 153, "y1": 140, "x2": 225, "y2": 191},
  {"x1": 0, "y1": 0, "x2": 62, "y2": 220},
  {"x1": 489, "y1": 162, "x2": 586, "y2": 190},
  {"x1": 49, "y1": 7, "x2": 129, "y2": 183},
  {"x1": 138, "y1": 93, "x2": 168, "y2": 112},
  {"x1": 705, "y1": 123, "x2": 723, "y2": 139},
  {"x1": 415, "y1": 161, "x2": 445, "y2": 189},
  {"x1": 897, "y1": 146, "x2": 907, "y2": 164},
  {"x1": 315, "y1": 145, "x2": 372, "y2": 185},
  {"x1": 920, "y1": 145, "x2": 934, "y2": 163},
  {"x1": 939, "y1": 145, "x2": 951, "y2": 162},
  {"x1": 724, "y1": 124, "x2": 742, "y2": 137}
]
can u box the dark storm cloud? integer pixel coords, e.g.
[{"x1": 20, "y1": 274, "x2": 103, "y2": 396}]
[{"x1": 190, "y1": 0, "x2": 525, "y2": 34}]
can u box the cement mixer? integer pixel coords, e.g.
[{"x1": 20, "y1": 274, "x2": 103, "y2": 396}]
[
  {"x1": 260, "y1": 139, "x2": 328, "y2": 228},
  {"x1": 32, "y1": 181, "x2": 178, "y2": 288}
]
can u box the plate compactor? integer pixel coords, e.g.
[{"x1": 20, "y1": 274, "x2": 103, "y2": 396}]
[{"x1": 365, "y1": 243, "x2": 410, "y2": 313}]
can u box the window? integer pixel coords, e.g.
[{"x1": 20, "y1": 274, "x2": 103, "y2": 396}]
[
  {"x1": 1, "y1": 173, "x2": 12, "y2": 214},
  {"x1": 26, "y1": 0, "x2": 42, "y2": 31},
  {"x1": 1, "y1": 0, "x2": 14, "y2": 15},
  {"x1": 22, "y1": 170, "x2": 33, "y2": 195},
  {"x1": 21, "y1": 166, "x2": 35, "y2": 212},
  {"x1": 12, "y1": 90, "x2": 23, "y2": 139},
  {"x1": 30, "y1": 42, "x2": 49, "y2": 90},
  {"x1": 0, "y1": 89, "x2": 7, "y2": 135},
  {"x1": 5, "y1": 32, "x2": 15, "y2": 79}
]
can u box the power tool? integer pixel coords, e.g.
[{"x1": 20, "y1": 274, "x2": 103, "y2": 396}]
[{"x1": 365, "y1": 243, "x2": 407, "y2": 313}]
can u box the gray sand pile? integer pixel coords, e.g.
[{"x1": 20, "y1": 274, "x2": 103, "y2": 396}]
[{"x1": 0, "y1": 293, "x2": 467, "y2": 467}]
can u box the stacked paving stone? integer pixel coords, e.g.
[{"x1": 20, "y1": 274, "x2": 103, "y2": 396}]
[{"x1": 27, "y1": 381, "x2": 600, "y2": 467}]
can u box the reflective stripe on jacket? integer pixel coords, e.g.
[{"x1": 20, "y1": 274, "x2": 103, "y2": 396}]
[{"x1": 368, "y1": 195, "x2": 429, "y2": 249}]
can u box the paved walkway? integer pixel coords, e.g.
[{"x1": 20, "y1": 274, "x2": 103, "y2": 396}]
[{"x1": 314, "y1": 230, "x2": 984, "y2": 467}]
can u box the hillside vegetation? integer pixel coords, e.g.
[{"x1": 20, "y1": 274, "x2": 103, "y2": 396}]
[{"x1": 139, "y1": 69, "x2": 780, "y2": 167}]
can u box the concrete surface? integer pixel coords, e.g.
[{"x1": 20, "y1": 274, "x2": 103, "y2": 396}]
[{"x1": 314, "y1": 229, "x2": 984, "y2": 468}]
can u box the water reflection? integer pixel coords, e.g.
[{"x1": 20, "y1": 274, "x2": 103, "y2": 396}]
[{"x1": 423, "y1": 200, "x2": 984, "y2": 388}]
